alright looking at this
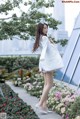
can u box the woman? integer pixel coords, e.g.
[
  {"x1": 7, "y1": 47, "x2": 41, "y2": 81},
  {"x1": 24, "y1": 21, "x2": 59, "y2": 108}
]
[{"x1": 32, "y1": 23, "x2": 64, "y2": 114}]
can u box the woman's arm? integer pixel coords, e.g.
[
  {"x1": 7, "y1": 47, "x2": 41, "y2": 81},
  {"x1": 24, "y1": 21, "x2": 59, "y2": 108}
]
[
  {"x1": 40, "y1": 36, "x2": 48, "y2": 60},
  {"x1": 49, "y1": 38, "x2": 55, "y2": 44}
]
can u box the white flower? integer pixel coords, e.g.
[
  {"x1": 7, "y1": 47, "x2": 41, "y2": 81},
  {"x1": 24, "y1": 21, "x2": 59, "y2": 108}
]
[
  {"x1": 56, "y1": 103, "x2": 64, "y2": 108},
  {"x1": 38, "y1": 82, "x2": 42, "y2": 85},
  {"x1": 14, "y1": 81, "x2": 18, "y2": 85},
  {"x1": 33, "y1": 81, "x2": 37, "y2": 85},
  {"x1": 17, "y1": 78, "x2": 21, "y2": 81},
  {"x1": 24, "y1": 83, "x2": 31, "y2": 89},
  {"x1": 27, "y1": 78, "x2": 30, "y2": 81},
  {"x1": 23, "y1": 77, "x2": 26, "y2": 80},
  {"x1": 36, "y1": 85, "x2": 40, "y2": 88},
  {"x1": 28, "y1": 85, "x2": 33, "y2": 90},
  {"x1": 18, "y1": 81, "x2": 22, "y2": 85},
  {"x1": 39, "y1": 86, "x2": 42, "y2": 88},
  {"x1": 75, "y1": 116, "x2": 80, "y2": 119},
  {"x1": 34, "y1": 74, "x2": 40, "y2": 78},
  {"x1": 61, "y1": 107, "x2": 65, "y2": 114},
  {"x1": 68, "y1": 98, "x2": 75, "y2": 102},
  {"x1": 25, "y1": 83, "x2": 33, "y2": 90},
  {"x1": 39, "y1": 90, "x2": 42, "y2": 93}
]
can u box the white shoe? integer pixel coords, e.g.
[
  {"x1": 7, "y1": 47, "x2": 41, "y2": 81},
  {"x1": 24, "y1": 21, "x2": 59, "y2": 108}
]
[
  {"x1": 35, "y1": 103, "x2": 40, "y2": 109},
  {"x1": 39, "y1": 108, "x2": 48, "y2": 114},
  {"x1": 35, "y1": 103, "x2": 48, "y2": 114},
  {"x1": 47, "y1": 109, "x2": 53, "y2": 113}
]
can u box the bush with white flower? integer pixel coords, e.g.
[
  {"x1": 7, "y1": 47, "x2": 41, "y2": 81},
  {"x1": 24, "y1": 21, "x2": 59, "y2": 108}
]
[
  {"x1": 47, "y1": 80, "x2": 80, "y2": 119},
  {"x1": 12, "y1": 69, "x2": 32, "y2": 87},
  {"x1": 11, "y1": 68, "x2": 80, "y2": 119},
  {"x1": 24, "y1": 73, "x2": 44, "y2": 98}
]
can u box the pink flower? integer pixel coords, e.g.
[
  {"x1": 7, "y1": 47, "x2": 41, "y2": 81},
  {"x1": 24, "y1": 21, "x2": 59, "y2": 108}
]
[
  {"x1": 65, "y1": 114, "x2": 69, "y2": 119},
  {"x1": 64, "y1": 101, "x2": 69, "y2": 107},
  {"x1": 55, "y1": 91, "x2": 62, "y2": 100}
]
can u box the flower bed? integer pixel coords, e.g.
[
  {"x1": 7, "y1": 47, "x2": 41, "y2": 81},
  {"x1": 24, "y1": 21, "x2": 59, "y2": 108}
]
[
  {"x1": 47, "y1": 80, "x2": 80, "y2": 119},
  {"x1": 11, "y1": 69, "x2": 80, "y2": 119},
  {"x1": 13, "y1": 73, "x2": 44, "y2": 98},
  {"x1": 12, "y1": 68, "x2": 56, "y2": 98},
  {"x1": 12, "y1": 68, "x2": 45, "y2": 98},
  {"x1": 23, "y1": 73, "x2": 44, "y2": 98},
  {"x1": 0, "y1": 83, "x2": 39, "y2": 119}
]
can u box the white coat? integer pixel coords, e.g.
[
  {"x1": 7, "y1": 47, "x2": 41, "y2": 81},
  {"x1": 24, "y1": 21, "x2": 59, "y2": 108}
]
[{"x1": 38, "y1": 35, "x2": 64, "y2": 73}]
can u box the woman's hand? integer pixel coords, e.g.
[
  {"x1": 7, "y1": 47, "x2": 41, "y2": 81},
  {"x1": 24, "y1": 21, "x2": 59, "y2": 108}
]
[{"x1": 49, "y1": 38, "x2": 55, "y2": 44}]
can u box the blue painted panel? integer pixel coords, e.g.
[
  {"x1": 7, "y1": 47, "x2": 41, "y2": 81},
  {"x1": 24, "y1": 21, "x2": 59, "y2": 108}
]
[
  {"x1": 56, "y1": 30, "x2": 80, "y2": 82},
  {"x1": 55, "y1": 13, "x2": 80, "y2": 87},
  {"x1": 63, "y1": 35, "x2": 80, "y2": 83},
  {"x1": 55, "y1": 69, "x2": 70, "y2": 83},
  {"x1": 54, "y1": 70, "x2": 63, "y2": 80},
  {"x1": 71, "y1": 57, "x2": 80, "y2": 85}
]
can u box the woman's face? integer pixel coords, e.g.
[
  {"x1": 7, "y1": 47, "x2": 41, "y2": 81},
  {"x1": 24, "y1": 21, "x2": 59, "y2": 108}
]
[{"x1": 42, "y1": 24, "x2": 48, "y2": 35}]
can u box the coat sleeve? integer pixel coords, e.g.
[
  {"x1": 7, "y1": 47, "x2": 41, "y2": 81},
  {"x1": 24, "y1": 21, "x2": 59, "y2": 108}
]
[{"x1": 40, "y1": 36, "x2": 49, "y2": 60}]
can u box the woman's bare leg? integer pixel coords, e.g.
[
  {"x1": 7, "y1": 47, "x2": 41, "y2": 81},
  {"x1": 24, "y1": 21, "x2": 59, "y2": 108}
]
[
  {"x1": 41, "y1": 73, "x2": 47, "y2": 108},
  {"x1": 39, "y1": 72, "x2": 47, "y2": 107},
  {"x1": 38, "y1": 71, "x2": 53, "y2": 110},
  {"x1": 42, "y1": 71, "x2": 55, "y2": 108}
]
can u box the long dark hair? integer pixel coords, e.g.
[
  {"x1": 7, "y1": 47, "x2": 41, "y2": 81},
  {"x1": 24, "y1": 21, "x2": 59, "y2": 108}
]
[{"x1": 32, "y1": 23, "x2": 48, "y2": 52}]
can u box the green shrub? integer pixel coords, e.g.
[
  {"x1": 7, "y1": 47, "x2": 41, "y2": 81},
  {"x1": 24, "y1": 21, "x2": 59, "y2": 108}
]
[
  {"x1": 0, "y1": 56, "x2": 39, "y2": 72},
  {"x1": 0, "y1": 83, "x2": 39, "y2": 119},
  {"x1": 66, "y1": 96, "x2": 80, "y2": 119}
]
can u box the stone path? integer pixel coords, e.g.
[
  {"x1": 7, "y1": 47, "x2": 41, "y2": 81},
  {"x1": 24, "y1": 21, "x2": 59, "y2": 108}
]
[{"x1": 6, "y1": 81, "x2": 63, "y2": 119}]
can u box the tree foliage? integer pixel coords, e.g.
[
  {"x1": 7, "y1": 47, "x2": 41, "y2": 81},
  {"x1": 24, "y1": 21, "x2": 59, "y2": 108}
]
[{"x1": 0, "y1": 0, "x2": 61, "y2": 40}]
